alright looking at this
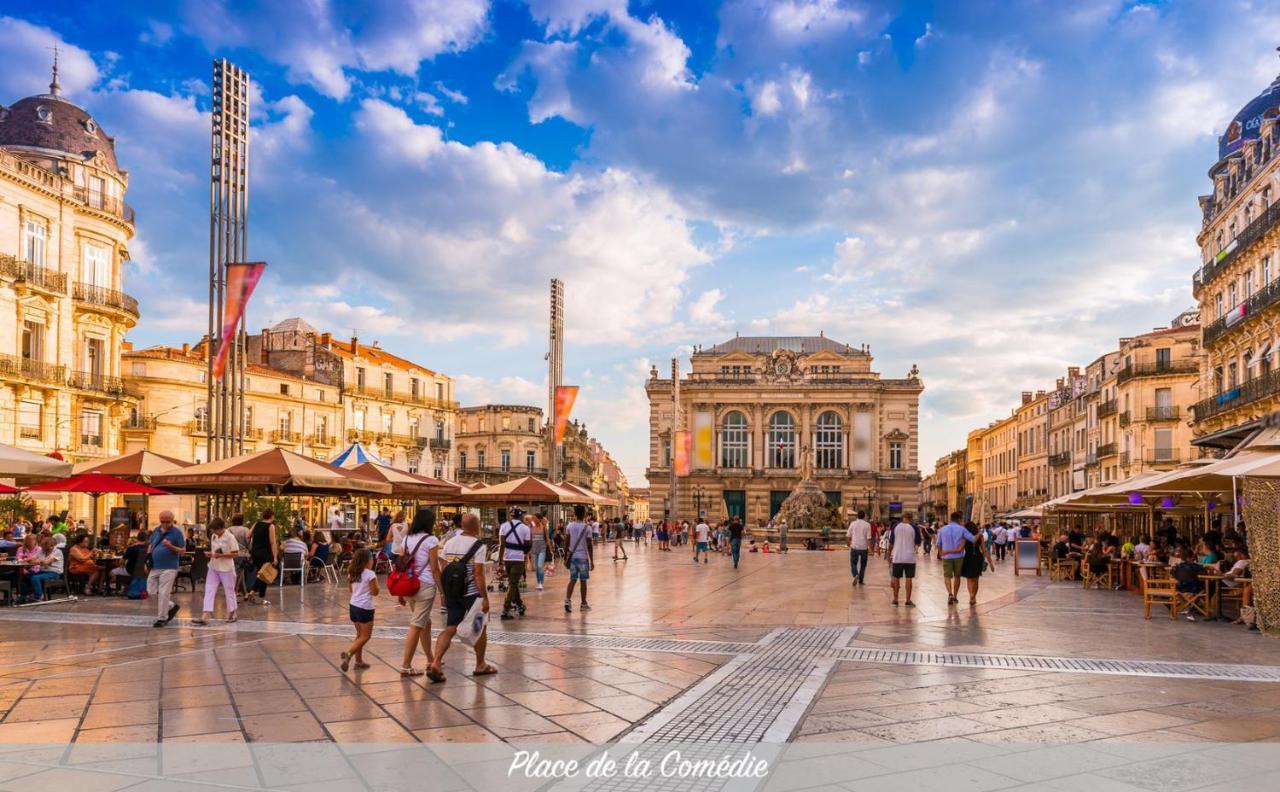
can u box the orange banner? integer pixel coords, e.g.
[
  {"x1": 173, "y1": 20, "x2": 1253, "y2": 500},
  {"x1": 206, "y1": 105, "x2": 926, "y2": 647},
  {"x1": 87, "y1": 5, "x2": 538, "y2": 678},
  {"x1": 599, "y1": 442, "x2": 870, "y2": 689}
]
[
  {"x1": 674, "y1": 430, "x2": 692, "y2": 476},
  {"x1": 213, "y1": 261, "x2": 266, "y2": 379},
  {"x1": 554, "y1": 385, "x2": 579, "y2": 447}
]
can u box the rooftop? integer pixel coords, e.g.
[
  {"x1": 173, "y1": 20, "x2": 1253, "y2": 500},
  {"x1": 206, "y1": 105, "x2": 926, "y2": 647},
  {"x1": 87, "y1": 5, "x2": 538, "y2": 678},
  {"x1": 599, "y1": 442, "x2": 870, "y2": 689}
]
[{"x1": 694, "y1": 335, "x2": 868, "y2": 356}]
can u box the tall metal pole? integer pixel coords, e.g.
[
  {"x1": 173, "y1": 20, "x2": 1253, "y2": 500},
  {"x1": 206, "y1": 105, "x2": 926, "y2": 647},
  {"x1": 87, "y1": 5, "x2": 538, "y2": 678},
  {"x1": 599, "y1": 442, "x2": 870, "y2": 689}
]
[
  {"x1": 670, "y1": 357, "x2": 680, "y2": 526},
  {"x1": 546, "y1": 279, "x2": 564, "y2": 482}
]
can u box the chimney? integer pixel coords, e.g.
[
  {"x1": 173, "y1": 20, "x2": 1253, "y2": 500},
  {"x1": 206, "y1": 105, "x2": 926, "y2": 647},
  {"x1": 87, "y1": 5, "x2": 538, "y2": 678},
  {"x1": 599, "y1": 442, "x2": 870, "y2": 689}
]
[
  {"x1": 1068, "y1": 366, "x2": 1080, "y2": 378},
  {"x1": 1021, "y1": 391, "x2": 1033, "y2": 405},
  {"x1": 1055, "y1": 378, "x2": 1064, "y2": 389},
  {"x1": 320, "y1": 332, "x2": 331, "y2": 347},
  {"x1": 350, "y1": 336, "x2": 358, "y2": 353},
  {"x1": 122, "y1": 340, "x2": 133, "y2": 352},
  {"x1": 1036, "y1": 390, "x2": 1046, "y2": 398},
  {"x1": 181, "y1": 343, "x2": 190, "y2": 355}
]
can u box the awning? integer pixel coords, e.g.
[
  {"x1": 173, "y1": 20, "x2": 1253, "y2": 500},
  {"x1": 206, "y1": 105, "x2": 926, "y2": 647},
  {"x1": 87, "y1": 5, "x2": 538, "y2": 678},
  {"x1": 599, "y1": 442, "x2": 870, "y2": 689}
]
[
  {"x1": 153, "y1": 448, "x2": 391, "y2": 495},
  {"x1": 0, "y1": 443, "x2": 72, "y2": 483}
]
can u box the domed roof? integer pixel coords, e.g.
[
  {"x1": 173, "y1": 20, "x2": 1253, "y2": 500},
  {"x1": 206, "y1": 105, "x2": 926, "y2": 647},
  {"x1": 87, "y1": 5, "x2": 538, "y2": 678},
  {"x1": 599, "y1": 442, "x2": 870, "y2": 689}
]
[
  {"x1": 0, "y1": 66, "x2": 119, "y2": 173},
  {"x1": 1218, "y1": 72, "x2": 1280, "y2": 161}
]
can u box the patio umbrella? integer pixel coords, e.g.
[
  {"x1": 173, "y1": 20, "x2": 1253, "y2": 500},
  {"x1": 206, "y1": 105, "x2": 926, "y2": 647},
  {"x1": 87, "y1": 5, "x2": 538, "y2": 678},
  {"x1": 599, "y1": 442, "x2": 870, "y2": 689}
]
[
  {"x1": 24, "y1": 472, "x2": 168, "y2": 530},
  {"x1": 346, "y1": 461, "x2": 462, "y2": 499},
  {"x1": 74, "y1": 449, "x2": 192, "y2": 483},
  {"x1": 0, "y1": 442, "x2": 72, "y2": 483},
  {"x1": 152, "y1": 447, "x2": 392, "y2": 496},
  {"x1": 330, "y1": 442, "x2": 383, "y2": 468},
  {"x1": 0, "y1": 483, "x2": 19, "y2": 494},
  {"x1": 461, "y1": 476, "x2": 592, "y2": 505}
]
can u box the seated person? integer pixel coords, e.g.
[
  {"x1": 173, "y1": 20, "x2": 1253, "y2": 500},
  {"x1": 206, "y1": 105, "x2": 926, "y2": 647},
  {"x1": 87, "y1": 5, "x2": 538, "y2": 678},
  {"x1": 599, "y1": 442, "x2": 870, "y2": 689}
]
[
  {"x1": 67, "y1": 533, "x2": 103, "y2": 593},
  {"x1": 1223, "y1": 548, "x2": 1251, "y2": 586},
  {"x1": 1085, "y1": 540, "x2": 1110, "y2": 576},
  {"x1": 1198, "y1": 539, "x2": 1219, "y2": 566},
  {"x1": 22, "y1": 537, "x2": 64, "y2": 602},
  {"x1": 0, "y1": 530, "x2": 17, "y2": 553},
  {"x1": 1133, "y1": 536, "x2": 1151, "y2": 561},
  {"x1": 1053, "y1": 534, "x2": 1071, "y2": 559},
  {"x1": 282, "y1": 529, "x2": 309, "y2": 583}
]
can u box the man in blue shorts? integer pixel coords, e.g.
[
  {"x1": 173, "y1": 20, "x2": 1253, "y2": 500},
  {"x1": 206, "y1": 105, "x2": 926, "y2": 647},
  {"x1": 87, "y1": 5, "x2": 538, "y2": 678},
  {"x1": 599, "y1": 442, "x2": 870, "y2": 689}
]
[{"x1": 564, "y1": 504, "x2": 594, "y2": 613}]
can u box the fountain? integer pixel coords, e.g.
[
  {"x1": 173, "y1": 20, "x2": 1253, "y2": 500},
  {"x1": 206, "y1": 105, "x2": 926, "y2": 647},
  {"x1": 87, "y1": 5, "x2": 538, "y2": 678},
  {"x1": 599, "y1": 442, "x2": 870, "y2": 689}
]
[{"x1": 771, "y1": 445, "x2": 843, "y2": 544}]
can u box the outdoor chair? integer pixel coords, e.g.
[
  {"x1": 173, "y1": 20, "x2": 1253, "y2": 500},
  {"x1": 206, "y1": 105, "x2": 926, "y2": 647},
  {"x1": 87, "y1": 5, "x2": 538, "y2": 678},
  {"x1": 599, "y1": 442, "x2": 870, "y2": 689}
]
[
  {"x1": 373, "y1": 551, "x2": 391, "y2": 576},
  {"x1": 1082, "y1": 563, "x2": 1112, "y2": 590},
  {"x1": 333, "y1": 551, "x2": 353, "y2": 584},
  {"x1": 1177, "y1": 586, "x2": 1210, "y2": 619},
  {"x1": 279, "y1": 552, "x2": 306, "y2": 589},
  {"x1": 175, "y1": 553, "x2": 195, "y2": 591},
  {"x1": 1050, "y1": 557, "x2": 1078, "y2": 582},
  {"x1": 42, "y1": 572, "x2": 69, "y2": 601},
  {"x1": 1143, "y1": 578, "x2": 1178, "y2": 620},
  {"x1": 0, "y1": 579, "x2": 12, "y2": 606},
  {"x1": 320, "y1": 553, "x2": 340, "y2": 584},
  {"x1": 1219, "y1": 580, "x2": 1250, "y2": 616}
]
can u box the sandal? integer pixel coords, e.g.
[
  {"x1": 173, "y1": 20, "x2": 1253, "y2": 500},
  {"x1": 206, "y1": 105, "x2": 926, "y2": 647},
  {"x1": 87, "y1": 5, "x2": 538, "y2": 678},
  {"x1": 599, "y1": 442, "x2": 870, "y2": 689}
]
[
  {"x1": 190, "y1": 618, "x2": 208, "y2": 626},
  {"x1": 399, "y1": 668, "x2": 424, "y2": 677},
  {"x1": 472, "y1": 665, "x2": 498, "y2": 677},
  {"x1": 340, "y1": 652, "x2": 351, "y2": 672},
  {"x1": 426, "y1": 669, "x2": 446, "y2": 683}
]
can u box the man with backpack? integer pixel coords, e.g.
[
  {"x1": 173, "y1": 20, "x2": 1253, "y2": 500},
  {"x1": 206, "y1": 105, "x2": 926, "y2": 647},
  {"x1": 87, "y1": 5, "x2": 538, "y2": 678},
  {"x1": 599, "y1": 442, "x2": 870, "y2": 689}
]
[
  {"x1": 427, "y1": 513, "x2": 494, "y2": 682},
  {"x1": 499, "y1": 508, "x2": 532, "y2": 620},
  {"x1": 564, "y1": 504, "x2": 594, "y2": 613}
]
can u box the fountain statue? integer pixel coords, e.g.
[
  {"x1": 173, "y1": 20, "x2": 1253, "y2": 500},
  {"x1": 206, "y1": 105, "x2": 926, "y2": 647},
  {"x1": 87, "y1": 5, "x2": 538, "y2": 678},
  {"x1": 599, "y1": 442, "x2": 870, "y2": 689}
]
[{"x1": 770, "y1": 444, "x2": 843, "y2": 543}]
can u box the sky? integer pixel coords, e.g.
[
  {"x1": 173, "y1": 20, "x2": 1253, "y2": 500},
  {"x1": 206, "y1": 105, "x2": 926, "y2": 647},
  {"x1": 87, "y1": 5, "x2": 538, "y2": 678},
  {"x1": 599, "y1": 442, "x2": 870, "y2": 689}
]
[{"x1": 2, "y1": 0, "x2": 1280, "y2": 486}]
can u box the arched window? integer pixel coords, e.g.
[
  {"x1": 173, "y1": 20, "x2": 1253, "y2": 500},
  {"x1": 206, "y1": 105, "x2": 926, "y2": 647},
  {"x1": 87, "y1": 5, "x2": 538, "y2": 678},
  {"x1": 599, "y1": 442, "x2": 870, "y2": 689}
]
[
  {"x1": 768, "y1": 412, "x2": 795, "y2": 469},
  {"x1": 815, "y1": 411, "x2": 843, "y2": 469},
  {"x1": 720, "y1": 411, "x2": 749, "y2": 468}
]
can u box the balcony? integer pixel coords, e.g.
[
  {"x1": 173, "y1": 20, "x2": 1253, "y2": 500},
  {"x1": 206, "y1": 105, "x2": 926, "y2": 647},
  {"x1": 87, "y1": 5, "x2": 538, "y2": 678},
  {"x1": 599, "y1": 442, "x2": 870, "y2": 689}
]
[
  {"x1": 429, "y1": 437, "x2": 451, "y2": 451},
  {"x1": 1145, "y1": 405, "x2": 1180, "y2": 422},
  {"x1": 1195, "y1": 198, "x2": 1280, "y2": 291},
  {"x1": 1147, "y1": 449, "x2": 1181, "y2": 465},
  {"x1": 68, "y1": 370, "x2": 129, "y2": 398},
  {"x1": 312, "y1": 432, "x2": 335, "y2": 447},
  {"x1": 186, "y1": 420, "x2": 209, "y2": 436},
  {"x1": 1117, "y1": 359, "x2": 1198, "y2": 383},
  {"x1": 0, "y1": 254, "x2": 67, "y2": 294},
  {"x1": 1203, "y1": 277, "x2": 1280, "y2": 346},
  {"x1": 1097, "y1": 400, "x2": 1118, "y2": 419},
  {"x1": 1193, "y1": 367, "x2": 1280, "y2": 422},
  {"x1": 72, "y1": 187, "x2": 136, "y2": 224},
  {"x1": 1119, "y1": 451, "x2": 1130, "y2": 467},
  {"x1": 0, "y1": 353, "x2": 66, "y2": 387},
  {"x1": 122, "y1": 414, "x2": 157, "y2": 432},
  {"x1": 346, "y1": 428, "x2": 375, "y2": 444},
  {"x1": 1048, "y1": 451, "x2": 1071, "y2": 466},
  {"x1": 1097, "y1": 442, "x2": 1118, "y2": 458},
  {"x1": 347, "y1": 384, "x2": 459, "y2": 411},
  {"x1": 72, "y1": 282, "x2": 140, "y2": 318},
  {"x1": 270, "y1": 429, "x2": 301, "y2": 445},
  {"x1": 377, "y1": 432, "x2": 415, "y2": 447},
  {"x1": 1118, "y1": 411, "x2": 1131, "y2": 427}
]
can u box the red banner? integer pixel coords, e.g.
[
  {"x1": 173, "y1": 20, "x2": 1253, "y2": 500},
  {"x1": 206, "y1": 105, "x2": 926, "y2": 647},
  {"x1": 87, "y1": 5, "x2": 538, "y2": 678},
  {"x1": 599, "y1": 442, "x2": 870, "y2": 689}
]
[
  {"x1": 554, "y1": 385, "x2": 579, "y2": 447},
  {"x1": 674, "y1": 431, "x2": 692, "y2": 477},
  {"x1": 212, "y1": 262, "x2": 266, "y2": 379}
]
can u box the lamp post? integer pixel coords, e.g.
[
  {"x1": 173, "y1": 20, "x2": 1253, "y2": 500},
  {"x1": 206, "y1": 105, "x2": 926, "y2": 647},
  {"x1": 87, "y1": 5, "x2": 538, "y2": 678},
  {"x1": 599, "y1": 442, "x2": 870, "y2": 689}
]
[{"x1": 693, "y1": 485, "x2": 704, "y2": 520}]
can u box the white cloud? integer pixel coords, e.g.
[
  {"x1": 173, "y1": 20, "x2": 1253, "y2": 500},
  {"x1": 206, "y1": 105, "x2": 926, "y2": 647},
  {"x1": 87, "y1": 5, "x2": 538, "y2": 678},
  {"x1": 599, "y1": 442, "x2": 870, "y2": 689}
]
[{"x1": 0, "y1": 16, "x2": 98, "y2": 98}]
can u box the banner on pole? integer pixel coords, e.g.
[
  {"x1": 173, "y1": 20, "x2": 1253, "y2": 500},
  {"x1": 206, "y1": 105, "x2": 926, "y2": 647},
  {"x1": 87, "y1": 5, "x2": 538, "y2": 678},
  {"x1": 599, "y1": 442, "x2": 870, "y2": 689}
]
[
  {"x1": 674, "y1": 430, "x2": 692, "y2": 477},
  {"x1": 212, "y1": 261, "x2": 266, "y2": 379},
  {"x1": 693, "y1": 411, "x2": 714, "y2": 469},
  {"x1": 554, "y1": 386, "x2": 579, "y2": 447}
]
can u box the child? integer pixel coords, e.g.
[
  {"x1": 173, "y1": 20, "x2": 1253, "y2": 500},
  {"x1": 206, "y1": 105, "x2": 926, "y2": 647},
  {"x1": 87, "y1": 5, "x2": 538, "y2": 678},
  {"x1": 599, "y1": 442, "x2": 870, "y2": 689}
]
[{"x1": 342, "y1": 548, "x2": 377, "y2": 672}]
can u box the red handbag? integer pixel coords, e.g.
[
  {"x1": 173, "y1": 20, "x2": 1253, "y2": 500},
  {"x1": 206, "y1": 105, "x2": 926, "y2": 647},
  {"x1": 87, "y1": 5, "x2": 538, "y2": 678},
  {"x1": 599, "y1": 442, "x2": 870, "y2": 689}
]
[{"x1": 386, "y1": 536, "x2": 426, "y2": 597}]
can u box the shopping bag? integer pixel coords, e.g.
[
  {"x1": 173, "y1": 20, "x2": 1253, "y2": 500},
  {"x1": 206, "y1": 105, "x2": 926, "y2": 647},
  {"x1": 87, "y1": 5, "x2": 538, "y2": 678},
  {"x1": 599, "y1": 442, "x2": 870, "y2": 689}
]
[
  {"x1": 256, "y1": 562, "x2": 278, "y2": 585},
  {"x1": 456, "y1": 598, "x2": 489, "y2": 647}
]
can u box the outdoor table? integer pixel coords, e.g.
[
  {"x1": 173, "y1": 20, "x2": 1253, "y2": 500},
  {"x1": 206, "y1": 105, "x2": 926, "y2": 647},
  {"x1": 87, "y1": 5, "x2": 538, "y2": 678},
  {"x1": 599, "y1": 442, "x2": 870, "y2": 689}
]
[{"x1": 1199, "y1": 574, "x2": 1230, "y2": 621}]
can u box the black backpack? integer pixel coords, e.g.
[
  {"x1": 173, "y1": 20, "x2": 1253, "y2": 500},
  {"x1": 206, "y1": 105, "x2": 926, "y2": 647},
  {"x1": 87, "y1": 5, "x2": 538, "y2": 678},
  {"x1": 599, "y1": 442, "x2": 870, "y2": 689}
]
[{"x1": 440, "y1": 539, "x2": 483, "y2": 602}]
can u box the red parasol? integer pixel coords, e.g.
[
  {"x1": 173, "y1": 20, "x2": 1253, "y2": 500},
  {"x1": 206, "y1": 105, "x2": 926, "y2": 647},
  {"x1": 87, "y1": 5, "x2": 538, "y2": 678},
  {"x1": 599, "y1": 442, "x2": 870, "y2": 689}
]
[
  {"x1": 25, "y1": 472, "x2": 168, "y2": 531},
  {"x1": 0, "y1": 483, "x2": 19, "y2": 494}
]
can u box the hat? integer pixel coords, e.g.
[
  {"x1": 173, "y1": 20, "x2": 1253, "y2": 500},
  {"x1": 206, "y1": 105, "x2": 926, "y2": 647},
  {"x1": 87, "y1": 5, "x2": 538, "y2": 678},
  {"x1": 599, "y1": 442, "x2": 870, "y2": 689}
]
[{"x1": 510, "y1": 507, "x2": 525, "y2": 520}]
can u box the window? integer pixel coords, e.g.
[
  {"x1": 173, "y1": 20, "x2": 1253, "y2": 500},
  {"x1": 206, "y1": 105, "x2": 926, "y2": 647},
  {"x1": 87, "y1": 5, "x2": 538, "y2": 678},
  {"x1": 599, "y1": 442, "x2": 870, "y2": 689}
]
[
  {"x1": 353, "y1": 408, "x2": 365, "y2": 431},
  {"x1": 1229, "y1": 362, "x2": 1239, "y2": 389},
  {"x1": 815, "y1": 411, "x2": 843, "y2": 469},
  {"x1": 18, "y1": 400, "x2": 41, "y2": 439},
  {"x1": 316, "y1": 415, "x2": 328, "y2": 439},
  {"x1": 411, "y1": 378, "x2": 420, "y2": 398},
  {"x1": 81, "y1": 243, "x2": 110, "y2": 287},
  {"x1": 500, "y1": 450, "x2": 511, "y2": 471},
  {"x1": 434, "y1": 464, "x2": 443, "y2": 478},
  {"x1": 85, "y1": 337, "x2": 104, "y2": 376},
  {"x1": 21, "y1": 321, "x2": 43, "y2": 361},
  {"x1": 1229, "y1": 281, "x2": 1239, "y2": 308},
  {"x1": 436, "y1": 383, "x2": 444, "y2": 401},
  {"x1": 23, "y1": 220, "x2": 46, "y2": 266},
  {"x1": 502, "y1": 416, "x2": 511, "y2": 430},
  {"x1": 477, "y1": 449, "x2": 486, "y2": 468},
  {"x1": 527, "y1": 450, "x2": 536, "y2": 472},
  {"x1": 1154, "y1": 429, "x2": 1174, "y2": 462},
  {"x1": 720, "y1": 411, "x2": 749, "y2": 468},
  {"x1": 435, "y1": 420, "x2": 444, "y2": 441},
  {"x1": 279, "y1": 383, "x2": 290, "y2": 395},
  {"x1": 459, "y1": 450, "x2": 468, "y2": 469},
  {"x1": 381, "y1": 412, "x2": 392, "y2": 433},
  {"x1": 528, "y1": 417, "x2": 536, "y2": 432},
  {"x1": 889, "y1": 442, "x2": 903, "y2": 470},
  {"x1": 278, "y1": 411, "x2": 292, "y2": 433},
  {"x1": 1245, "y1": 270, "x2": 1255, "y2": 299},
  {"x1": 1265, "y1": 256, "x2": 1272, "y2": 285},
  {"x1": 767, "y1": 412, "x2": 796, "y2": 468},
  {"x1": 356, "y1": 368, "x2": 366, "y2": 388},
  {"x1": 1156, "y1": 347, "x2": 1171, "y2": 367},
  {"x1": 88, "y1": 176, "x2": 104, "y2": 208},
  {"x1": 407, "y1": 458, "x2": 419, "y2": 474},
  {"x1": 409, "y1": 417, "x2": 419, "y2": 439},
  {"x1": 384, "y1": 372, "x2": 393, "y2": 397}
]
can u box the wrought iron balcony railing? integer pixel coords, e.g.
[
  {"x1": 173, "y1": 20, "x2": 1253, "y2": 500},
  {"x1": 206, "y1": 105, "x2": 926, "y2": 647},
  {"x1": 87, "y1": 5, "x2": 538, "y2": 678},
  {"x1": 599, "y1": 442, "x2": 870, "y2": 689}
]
[
  {"x1": 0, "y1": 353, "x2": 66, "y2": 387},
  {"x1": 72, "y1": 187, "x2": 136, "y2": 224},
  {"x1": 1145, "y1": 405, "x2": 1180, "y2": 421},
  {"x1": 1195, "y1": 198, "x2": 1280, "y2": 291},
  {"x1": 72, "y1": 282, "x2": 140, "y2": 317},
  {"x1": 1097, "y1": 442, "x2": 1118, "y2": 458},
  {"x1": 67, "y1": 370, "x2": 129, "y2": 398},
  {"x1": 1048, "y1": 451, "x2": 1071, "y2": 466},
  {"x1": 0, "y1": 254, "x2": 67, "y2": 294},
  {"x1": 1116, "y1": 359, "x2": 1198, "y2": 383},
  {"x1": 1097, "y1": 400, "x2": 1118, "y2": 419},
  {"x1": 1193, "y1": 367, "x2": 1280, "y2": 422}
]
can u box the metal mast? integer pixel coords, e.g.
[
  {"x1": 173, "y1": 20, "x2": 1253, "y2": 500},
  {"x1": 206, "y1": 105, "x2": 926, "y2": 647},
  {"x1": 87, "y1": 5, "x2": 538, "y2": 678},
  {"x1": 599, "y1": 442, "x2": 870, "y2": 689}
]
[
  {"x1": 670, "y1": 357, "x2": 680, "y2": 524},
  {"x1": 207, "y1": 59, "x2": 250, "y2": 471},
  {"x1": 546, "y1": 279, "x2": 564, "y2": 482}
]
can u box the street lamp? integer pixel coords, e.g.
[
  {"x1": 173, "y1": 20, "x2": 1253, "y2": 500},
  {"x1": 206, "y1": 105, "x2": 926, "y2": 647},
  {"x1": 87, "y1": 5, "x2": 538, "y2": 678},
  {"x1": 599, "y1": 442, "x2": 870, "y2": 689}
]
[{"x1": 693, "y1": 485, "x2": 704, "y2": 519}]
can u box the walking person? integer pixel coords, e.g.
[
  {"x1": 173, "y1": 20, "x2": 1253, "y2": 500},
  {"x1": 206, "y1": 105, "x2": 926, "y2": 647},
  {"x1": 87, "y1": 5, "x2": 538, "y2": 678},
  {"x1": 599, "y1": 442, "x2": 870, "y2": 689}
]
[
  {"x1": 499, "y1": 508, "x2": 532, "y2": 620},
  {"x1": 192, "y1": 517, "x2": 238, "y2": 625},
  {"x1": 428, "y1": 513, "x2": 495, "y2": 683},
  {"x1": 247, "y1": 509, "x2": 278, "y2": 606},
  {"x1": 921, "y1": 521, "x2": 936, "y2": 556},
  {"x1": 778, "y1": 518, "x2": 788, "y2": 553},
  {"x1": 564, "y1": 504, "x2": 594, "y2": 613},
  {"x1": 693, "y1": 517, "x2": 710, "y2": 564},
  {"x1": 147, "y1": 510, "x2": 186, "y2": 627},
  {"x1": 960, "y1": 521, "x2": 995, "y2": 606},
  {"x1": 530, "y1": 510, "x2": 552, "y2": 591},
  {"x1": 388, "y1": 510, "x2": 409, "y2": 562},
  {"x1": 396, "y1": 510, "x2": 440, "y2": 676},
  {"x1": 888, "y1": 512, "x2": 921, "y2": 607},
  {"x1": 728, "y1": 516, "x2": 745, "y2": 569},
  {"x1": 937, "y1": 511, "x2": 977, "y2": 606},
  {"x1": 847, "y1": 510, "x2": 871, "y2": 586},
  {"x1": 992, "y1": 522, "x2": 1007, "y2": 562},
  {"x1": 342, "y1": 548, "x2": 377, "y2": 671}
]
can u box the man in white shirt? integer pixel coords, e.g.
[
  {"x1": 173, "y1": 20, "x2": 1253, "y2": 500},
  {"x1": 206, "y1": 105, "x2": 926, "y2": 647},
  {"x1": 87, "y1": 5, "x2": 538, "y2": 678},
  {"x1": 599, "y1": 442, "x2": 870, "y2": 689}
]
[
  {"x1": 428, "y1": 513, "x2": 493, "y2": 682},
  {"x1": 847, "y1": 510, "x2": 872, "y2": 586},
  {"x1": 992, "y1": 523, "x2": 1007, "y2": 562},
  {"x1": 888, "y1": 513, "x2": 921, "y2": 607},
  {"x1": 499, "y1": 509, "x2": 532, "y2": 620},
  {"x1": 694, "y1": 520, "x2": 711, "y2": 564}
]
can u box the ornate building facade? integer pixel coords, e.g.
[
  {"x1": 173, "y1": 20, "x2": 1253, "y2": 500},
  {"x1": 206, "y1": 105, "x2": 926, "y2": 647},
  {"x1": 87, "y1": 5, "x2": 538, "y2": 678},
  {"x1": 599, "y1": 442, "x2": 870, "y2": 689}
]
[
  {"x1": 1192, "y1": 67, "x2": 1280, "y2": 450},
  {"x1": 455, "y1": 404, "x2": 546, "y2": 485},
  {"x1": 645, "y1": 335, "x2": 923, "y2": 526},
  {"x1": 0, "y1": 69, "x2": 138, "y2": 466}
]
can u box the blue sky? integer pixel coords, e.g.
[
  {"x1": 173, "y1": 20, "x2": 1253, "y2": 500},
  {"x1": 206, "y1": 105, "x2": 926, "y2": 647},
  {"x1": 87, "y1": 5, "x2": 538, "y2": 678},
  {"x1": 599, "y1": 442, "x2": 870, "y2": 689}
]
[{"x1": 3, "y1": 0, "x2": 1280, "y2": 485}]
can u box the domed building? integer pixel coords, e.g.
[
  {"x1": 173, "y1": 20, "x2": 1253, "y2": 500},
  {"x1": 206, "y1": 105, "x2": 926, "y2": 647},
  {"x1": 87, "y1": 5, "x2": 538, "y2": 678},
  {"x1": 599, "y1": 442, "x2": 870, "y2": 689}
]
[
  {"x1": 1192, "y1": 59, "x2": 1280, "y2": 450},
  {"x1": 0, "y1": 61, "x2": 138, "y2": 482}
]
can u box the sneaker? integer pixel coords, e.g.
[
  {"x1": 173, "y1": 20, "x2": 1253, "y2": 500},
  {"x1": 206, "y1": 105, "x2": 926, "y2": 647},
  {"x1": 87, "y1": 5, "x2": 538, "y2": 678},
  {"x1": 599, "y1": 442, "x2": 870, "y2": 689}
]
[
  {"x1": 517, "y1": 605, "x2": 526, "y2": 616},
  {"x1": 153, "y1": 619, "x2": 166, "y2": 628},
  {"x1": 536, "y1": 584, "x2": 543, "y2": 591},
  {"x1": 564, "y1": 599, "x2": 572, "y2": 613},
  {"x1": 500, "y1": 612, "x2": 515, "y2": 620},
  {"x1": 580, "y1": 601, "x2": 591, "y2": 610},
  {"x1": 340, "y1": 651, "x2": 351, "y2": 672},
  {"x1": 167, "y1": 603, "x2": 180, "y2": 623}
]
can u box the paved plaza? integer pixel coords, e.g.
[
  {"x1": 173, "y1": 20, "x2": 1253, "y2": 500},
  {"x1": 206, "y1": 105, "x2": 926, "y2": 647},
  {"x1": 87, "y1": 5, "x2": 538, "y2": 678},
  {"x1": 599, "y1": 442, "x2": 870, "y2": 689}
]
[{"x1": 1, "y1": 543, "x2": 1278, "y2": 789}]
